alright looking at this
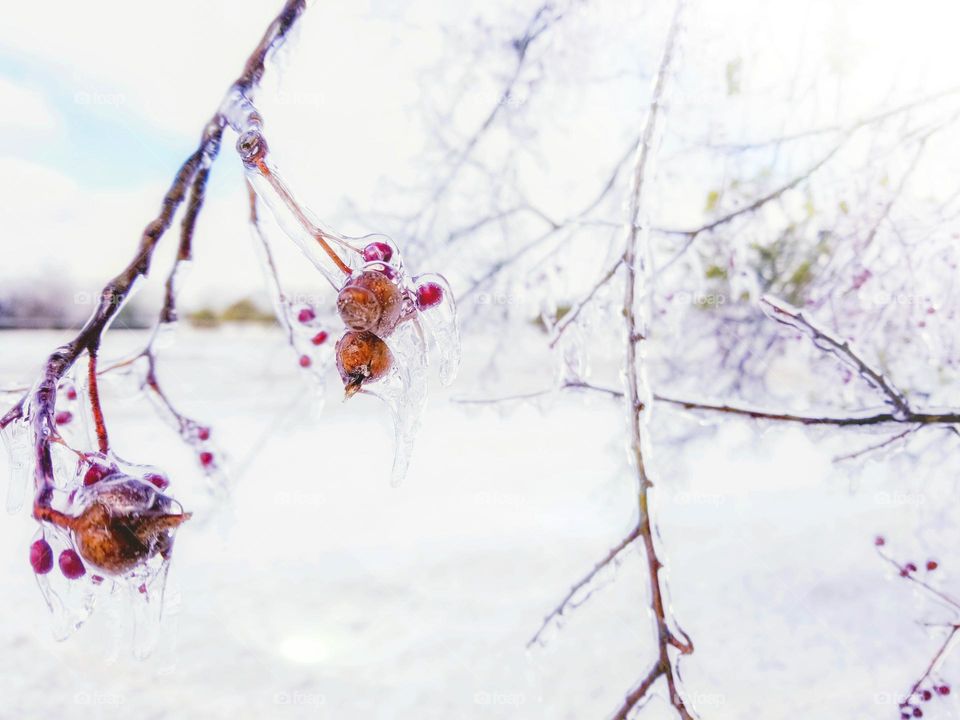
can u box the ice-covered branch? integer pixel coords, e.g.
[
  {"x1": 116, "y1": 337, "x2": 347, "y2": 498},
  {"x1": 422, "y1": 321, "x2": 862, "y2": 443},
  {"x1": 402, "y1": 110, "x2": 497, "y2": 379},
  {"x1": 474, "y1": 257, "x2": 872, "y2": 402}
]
[
  {"x1": 760, "y1": 295, "x2": 910, "y2": 415},
  {"x1": 527, "y1": 523, "x2": 642, "y2": 648},
  {"x1": 616, "y1": 0, "x2": 695, "y2": 716},
  {"x1": 0, "y1": 0, "x2": 308, "y2": 644}
]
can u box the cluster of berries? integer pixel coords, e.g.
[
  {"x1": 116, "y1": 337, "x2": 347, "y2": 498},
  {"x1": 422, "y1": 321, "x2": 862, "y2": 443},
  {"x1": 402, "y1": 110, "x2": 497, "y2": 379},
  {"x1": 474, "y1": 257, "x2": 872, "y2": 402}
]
[{"x1": 333, "y1": 240, "x2": 444, "y2": 396}]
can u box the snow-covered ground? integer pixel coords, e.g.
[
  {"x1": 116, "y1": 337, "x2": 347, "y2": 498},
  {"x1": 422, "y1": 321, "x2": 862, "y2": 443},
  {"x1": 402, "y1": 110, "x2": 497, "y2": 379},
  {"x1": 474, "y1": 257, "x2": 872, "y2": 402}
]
[{"x1": 0, "y1": 329, "x2": 953, "y2": 719}]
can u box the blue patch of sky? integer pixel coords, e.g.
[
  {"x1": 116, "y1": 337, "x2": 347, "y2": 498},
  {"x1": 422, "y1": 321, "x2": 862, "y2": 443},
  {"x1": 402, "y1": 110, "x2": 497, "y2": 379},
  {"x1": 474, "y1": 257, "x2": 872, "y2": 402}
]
[{"x1": 0, "y1": 48, "x2": 193, "y2": 189}]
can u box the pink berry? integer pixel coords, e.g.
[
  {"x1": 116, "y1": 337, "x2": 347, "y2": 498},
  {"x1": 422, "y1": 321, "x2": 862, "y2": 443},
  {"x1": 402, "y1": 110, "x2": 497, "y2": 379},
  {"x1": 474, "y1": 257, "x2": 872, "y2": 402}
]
[
  {"x1": 83, "y1": 464, "x2": 111, "y2": 486},
  {"x1": 145, "y1": 473, "x2": 169, "y2": 490},
  {"x1": 199, "y1": 451, "x2": 215, "y2": 467},
  {"x1": 362, "y1": 241, "x2": 393, "y2": 263},
  {"x1": 55, "y1": 411, "x2": 73, "y2": 425},
  {"x1": 874, "y1": 536, "x2": 885, "y2": 547},
  {"x1": 66, "y1": 387, "x2": 78, "y2": 401},
  {"x1": 905, "y1": 562, "x2": 918, "y2": 573},
  {"x1": 297, "y1": 307, "x2": 316, "y2": 324},
  {"x1": 927, "y1": 560, "x2": 938, "y2": 571},
  {"x1": 197, "y1": 426, "x2": 211, "y2": 441},
  {"x1": 29, "y1": 539, "x2": 54, "y2": 575},
  {"x1": 299, "y1": 355, "x2": 312, "y2": 368},
  {"x1": 938, "y1": 686, "x2": 951, "y2": 696},
  {"x1": 91, "y1": 575, "x2": 104, "y2": 585},
  {"x1": 138, "y1": 583, "x2": 147, "y2": 594},
  {"x1": 311, "y1": 330, "x2": 329, "y2": 346},
  {"x1": 416, "y1": 282, "x2": 443, "y2": 310},
  {"x1": 59, "y1": 549, "x2": 86, "y2": 579}
]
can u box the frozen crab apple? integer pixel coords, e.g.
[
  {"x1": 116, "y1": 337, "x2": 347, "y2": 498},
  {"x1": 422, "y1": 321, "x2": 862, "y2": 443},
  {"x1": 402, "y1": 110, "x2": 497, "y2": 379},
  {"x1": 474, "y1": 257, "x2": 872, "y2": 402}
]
[
  {"x1": 36, "y1": 475, "x2": 190, "y2": 576},
  {"x1": 336, "y1": 268, "x2": 404, "y2": 338},
  {"x1": 336, "y1": 331, "x2": 392, "y2": 397}
]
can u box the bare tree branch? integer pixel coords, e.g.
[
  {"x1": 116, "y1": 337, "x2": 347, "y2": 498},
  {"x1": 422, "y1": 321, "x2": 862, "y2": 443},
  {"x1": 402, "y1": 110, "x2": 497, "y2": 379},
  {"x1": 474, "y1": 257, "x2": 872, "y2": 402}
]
[
  {"x1": 0, "y1": 0, "x2": 309, "y2": 512},
  {"x1": 618, "y1": 2, "x2": 694, "y2": 717},
  {"x1": 527, "y1": 524, "x2": 642, "y2": 648}
]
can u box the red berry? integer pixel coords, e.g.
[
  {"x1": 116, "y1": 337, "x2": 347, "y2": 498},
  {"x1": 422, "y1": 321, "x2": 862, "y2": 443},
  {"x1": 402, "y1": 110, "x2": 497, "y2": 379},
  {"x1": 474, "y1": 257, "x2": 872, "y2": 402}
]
[
  {"x1": 59, "y1": 549, "x2": 86, "y2": 579},
  {"x1": 138, "y1": 583, "x2": 147, "y2": 594},
  {"x1": 938, "y1": 686, "x2": 951, "y2": 696},
  {"x1": 55, "y1": 411, "x2": 73, "y2": 425},
  {"x1": 199, "y1": 451, "x2": 215, "y2": 467},
  {"x1": 145, "y1": 473, "x2": 169, "y2": 490},
  {"x1": 197, "y1": 426, "x2": 211, "y2": 441},
  {"x1": 874, "y1": 536, "x2": 886, "y2": 547},
  {"x1": 921, "y1": 690, "x2": 933, "y2": 701},
  {"x1": 913, "y1": 708, "x2": 923, "y2": 717},
  {"x1": 297, "y1": 307, "x2": 316, "y2": 324},
  {"x1": 905, "y1": 562, "x2": 918, "y2": 573},
  {"x1": 83, "y1": 463, "x2": 111, "y2": 486},
  {"x1": 927, "y1": 560, "x2": 938, "y2": 571},
  {"x1": 299, "y1": 355, "x2": 312, "y2": 368},
  {"x1": 91, "y1": 575, "x2": 104, "y2": 585},
  {"x1": 311, "y1": 330, "x2": 329, "y2": 346},
  {"x1": 362, "y1": 241, "x2": 393, "y2": 263},
  {"x1": 416, "y1": 282, "x2": 444, "y2": 310},
  {"x1": 29, "y1": 539, "x2": 54, "y2": 574},
  {"x1": 66, "y1": 387, "x2": 78, "y2": 401}
]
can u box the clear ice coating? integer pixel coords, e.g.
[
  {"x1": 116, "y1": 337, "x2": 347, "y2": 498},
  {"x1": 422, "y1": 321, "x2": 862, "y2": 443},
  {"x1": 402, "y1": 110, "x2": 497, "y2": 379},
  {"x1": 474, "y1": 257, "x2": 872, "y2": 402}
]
[
  {"x1": 238, "y1": 126, "x2": 461, "y2": 486},
  {"x1": 25, "y1": 446, "x2": 187, "y2": 651},
  {"x1": 1, "y1": 418, "x2": 32, "y2": 513},
  {"x1": 759, "y1": 294, "x2": 909, "y2": 416}
]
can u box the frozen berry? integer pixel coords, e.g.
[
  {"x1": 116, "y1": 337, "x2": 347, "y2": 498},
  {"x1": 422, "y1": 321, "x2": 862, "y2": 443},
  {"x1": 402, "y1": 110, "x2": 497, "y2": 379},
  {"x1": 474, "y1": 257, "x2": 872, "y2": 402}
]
[
  {"x1": 197, "y1": 426, "x2": 211, "y2": 441},
  {"x1": 144, "y1": 473, "x2": 169, "y2": 491},
  {"x1": 311, "y1": 330, "x2": 329, "y2": 346},
  {"x1": 66, "y1": 387, "x2": 78, "y2": 401},
  {"x1": 83, "y1": 463, "x2": 112, "y2": 486},
  {"x1": 874, "y1": 535, "x2": 886, "y2": 547},
  {"x1": 59, "y1": 549, "x2": 86, "y2": 579},
  {"x1": 299, "y1": 355, "x2": 312, "y2": 368},
  {"x1": 362, "y1": 241, "x2": 393, "y2": 263},
  {"x1": 55, "y1": 411, "x2": 73, "y2": 425},
  {"x1": 336, "y1": 331, "x2": 392, "y2": 397},
  {"x1": 927, "y1": 560, "x2": 938, "y2": 571},
  {"x1": 199, "y1": 451, "x2": 215, "y2": 467},
  {"x1": 70, "y1": 477, "x2": 190, "y2": 574},
  {"x1": 297, "y1": 307, "x2": 316, "y2": 324},
  {"x1": 416, "y1": 282, "x2": 443, "y2": 310},
  {"x1": 29, "y1": 539, "x2": 54, "y2": 574},
  {"x1": 337, "y1": 270, "x2": 403, "y2": 337}
]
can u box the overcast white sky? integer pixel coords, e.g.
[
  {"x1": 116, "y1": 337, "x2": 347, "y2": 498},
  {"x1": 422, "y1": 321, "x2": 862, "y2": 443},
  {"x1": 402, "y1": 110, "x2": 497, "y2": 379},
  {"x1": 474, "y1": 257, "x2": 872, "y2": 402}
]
[{"x1": 1, "y1": 0, "x2": 958, "y2": 314}]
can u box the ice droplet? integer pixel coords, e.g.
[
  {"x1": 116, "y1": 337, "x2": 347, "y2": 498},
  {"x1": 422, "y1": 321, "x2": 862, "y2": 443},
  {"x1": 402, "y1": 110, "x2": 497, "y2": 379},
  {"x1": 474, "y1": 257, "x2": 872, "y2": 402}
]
[
  {"x1": 1, "y1": 419, "x2": 32, "y2": 513},
  {"x1": 364, "y1": 318, "x2": 429, "y2": 487},
  {"x1": 412, "y1": 273, "x2": 461, "y2": 386}
]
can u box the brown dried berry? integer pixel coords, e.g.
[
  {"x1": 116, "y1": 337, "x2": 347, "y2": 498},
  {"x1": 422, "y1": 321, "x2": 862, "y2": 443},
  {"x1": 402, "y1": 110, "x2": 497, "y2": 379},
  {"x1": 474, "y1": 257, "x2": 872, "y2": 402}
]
[
  {"x1": 337, "y1": 270, "x2": 404, "y2": 337},
  {"x1": 336, "y1": 331, "x2": 392, "y2": 397},
  {"x1": 69, "y1": 477, "x2": 190, "y2": 575}
]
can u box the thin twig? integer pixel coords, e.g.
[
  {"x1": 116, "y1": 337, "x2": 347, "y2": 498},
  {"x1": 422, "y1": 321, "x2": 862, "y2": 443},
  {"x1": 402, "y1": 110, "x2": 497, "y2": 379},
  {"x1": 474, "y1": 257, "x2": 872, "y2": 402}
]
[
  {"x1": 549, "y1": 255, "x2": 625, "y2": 348},
  {"x1": 760, "y1": 295, "x2": 910, "y2": 414},
  {"x1": 527, "y1": 524, "x2": 642, "y2": 648}
]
